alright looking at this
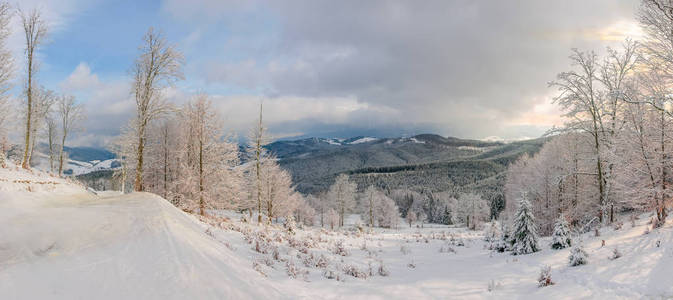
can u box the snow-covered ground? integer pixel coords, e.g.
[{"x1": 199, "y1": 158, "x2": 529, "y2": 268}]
[{"x1": 1, "y1": 164, "x2": 673, "y2": 299}]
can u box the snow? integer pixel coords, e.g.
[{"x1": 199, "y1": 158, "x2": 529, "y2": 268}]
[
  {"x1": 324, "y1": 139, "x2": 341, "y2": 145},
  {"x1": 0, "y1": 163, "x2": 283, "y2": 299},
  {"x1": 409, "y1": 137, "x2": 425, "y2": 144},
  {"x1": 2, "y1": 164, "x2": 673, "y2": 299},
  {"x1": 349, "y1": 137, "x2": 378, "y2": 144},
  {"x1": 66, "y1": 158, "x2": 120, "y2": 176}
]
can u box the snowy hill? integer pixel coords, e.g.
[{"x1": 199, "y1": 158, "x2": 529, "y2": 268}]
[
  {"x1": 3, "y1": 164, "x2": 673, "y2": 299},
  {"x1": 0, "y1": 164, "x2": 283, "y2": 299}
]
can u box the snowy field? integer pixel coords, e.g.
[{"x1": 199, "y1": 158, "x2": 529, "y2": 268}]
[{"x1": 1, "y1": 165, "x2": 673, "y2": 299}]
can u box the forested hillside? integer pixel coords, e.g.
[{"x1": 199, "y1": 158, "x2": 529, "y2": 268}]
[{"x1": 268, "y1": 134, "x2": 545, "y2": 217}]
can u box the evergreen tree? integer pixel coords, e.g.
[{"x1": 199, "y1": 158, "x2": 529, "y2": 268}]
[
  {"x1": 550, "y1": 213, "x2": 572, "y2": 249},
  {"x1": 442, "y1": 205, "x2": 453, "y2": 225},
  {"x1": 512, "y1": 193, "x2": 539, "y2": 255}
]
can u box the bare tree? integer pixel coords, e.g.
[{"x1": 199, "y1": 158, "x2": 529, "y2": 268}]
[
  {"x1": 0, "y1": 2, "x2": 13, "y2": 167},
  {"x1": 131, "y1": 27, "x2": 183, "y2": 191},
  {"x1": 327, "y1": 174, "x2": 357, "y2": 227},
  {"x1": 19, "y1": 7, "x2": 47, "y2": 169},
  {"x1": 45, "y1": 115, "x2": 57, "y2": 172},
  {"x1": 28, "y1": 87, "x2": 55, "y2": 167},
  {"x1": 57, "y1": 95, "x2": 84, "y2": 176},
  {"x1": 247, "y1": 102, "x2": 271, "y2": 223}
]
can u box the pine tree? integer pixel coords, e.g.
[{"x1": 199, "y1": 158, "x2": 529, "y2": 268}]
[
  {"x1": 442, "y1": 205, "x2": 453, "y2": 225},
  {"x1": 512, "y1": 193, "x2": 539, "y2": 255},
  {"x1": 568, "y1": 244, "x2": 588, "y2": 266},
  {"x1": 550, "y1": 213, "x2": 572, "y2": 249}
]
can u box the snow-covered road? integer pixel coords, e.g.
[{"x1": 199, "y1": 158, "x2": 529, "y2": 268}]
[{"x1": 0, "y1": 189, "x2": 285, "y2": 300}]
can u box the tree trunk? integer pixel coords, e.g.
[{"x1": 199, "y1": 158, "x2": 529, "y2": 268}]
[
  {"x1": 21, "y1": 57, "x2": 33, "y2": 169},
  {"x1": 134, "y1": 125, "x2": 146, "y2": 192},
  {"x1": 199, "y1": 139, "x2": 204, "y2": 216}
]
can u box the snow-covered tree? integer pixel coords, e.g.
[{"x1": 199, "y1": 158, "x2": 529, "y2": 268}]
[
  {"x1": 376, "y1": 195, "x2": 400, "y2": 229},
  {"x1": 294, "y1": 195, "x2": 316, "y2": 226},
  {"x1": 247, "y1": 102, "x2": 271, "y2": 224},
  {"x1": 260, "y1": 157, "x2": 294, "y2": 223},
  {"x1": 456, "y1": 193, "x2": 489, "y2": 230},
  {"x1": 361, "y1": 185, "x2": 378, "y2": 227},
  {"x1": 19, "y1": 7, "x2": 48, "y2": 169},
  {"x1": 512, "y1": 193, "x2": 540, "y2": 255},
  {"x1": 405, "y1": 210, "x2": 416, "y2": 228},
  {"x1": 0, "y1": 2, "x2": 12, "y2": 168},
  {"x1": 550, "y1": 214, "x2": 572, "y2": 249},
  {"x1": 57, "y1": 95, "x2": 84, "y2": 176},
  {"x1": 325, "y1": 208, "x2": 339, "y2": 230},
  {"x1": 173, "y1": 95, "x2": 240, "y2": 215},
  {"x1": 327, "y1": 174, "x2": 357, "y2": 227},
  {"x1": 130, "y1": 27, "x2": 184, "y2": 191}
]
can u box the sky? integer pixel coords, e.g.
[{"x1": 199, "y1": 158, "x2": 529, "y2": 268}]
[{"x1": 8, "y1": 0, "x2": 642, "y2": 147}]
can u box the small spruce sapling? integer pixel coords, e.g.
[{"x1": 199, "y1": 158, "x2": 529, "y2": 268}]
[{"x1": 551, "y1": 213, "x2": 572, "y2": 249}]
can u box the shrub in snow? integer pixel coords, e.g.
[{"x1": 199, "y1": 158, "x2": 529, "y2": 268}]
[
  {"x1": 512, "y1": 194, "x2": 540, "y2": 255},
  {"x1": 439, "y1": 245, "x2": 456, "y2": 254},
  {"x1": 272, "y1": 246, "x2": 280, "y2": 261},
  {"x1": 377, "y1": 261, "x2": 390, "y2": 276},
  {"x1": 332, "y1": 240, "x2": 350, "y2": 256},
  {"x1": 492, "y1": 239, "x2": 508, "y2": 253},
  {"x1": 323, "y1": 269, "x2": 337, "y2": 279},
  {"x1": 550, "y1": 214, "x2": 572, "y2": 250},
  {"x1": 609, "y1": 247, "x2": 621, "y2": 260},
  {"x1": 407, "y1": 260, "x2": 416, "y2": 269},
  {"x1": 487, "y1": 279, "x2": 502, "y2": 292},
  {"x1": 343, "y1": 264, "x2": 368, "y2": 279},
  {"x1": 537, "y1": 265, "x2": 554, "y2": 287},
  {"x1": 285, "y1": 260, "x2": 305, "y2": 279},
  {"x1": 613, "y1": 221, "x2": 623, "y2": 231},
  {"x1": 284, "y1": 217, "x2": 297, "y2": 235},
  {"x1": 252, "y1": 261, "x2": 267, "y2": 277},
  {"x1": 568, "y1": 244, "x2": 588, "y2": 266},
  {"x1": 315, "y1": 254, "x2": 330, "y2": 268}
]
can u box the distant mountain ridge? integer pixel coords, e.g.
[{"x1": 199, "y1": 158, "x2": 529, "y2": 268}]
[{"x1": 266, "y1": 133, "x2": 546, "y2": 202}]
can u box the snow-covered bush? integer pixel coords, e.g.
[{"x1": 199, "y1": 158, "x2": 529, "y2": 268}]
[
  {"x1": 537, "y1": 265, "x2": 554, "y2": 287},
  {"x1": 568, "y1": 244, "x2": 588, "y2": 266},
  {"x1": 284, "y1": 216, "x2": 297, "y2": 235},
  {"x1": 439, "y1": 245, "x2": 456, "y2": 254},
  {"x1": 285, "y1": 260, "x2": 306, "y2": 279},
  {"x1": 487, "y1": 279, "x2": 502, "y2": 292},
  {"x1": 315, "y1": 254, "x2": 330, "y2": 268},
  {"x1": 512, "y1": 194, "x2": 539, "y2": 255},
  {"x1": 332, "y1": 239, "x2": 350, "y2": 256},
  {"x1": 609, "y1": 247, "x2": 621, "y2": 260},
  {"x1": 377, "y1": 261, "x2": 389, "y2": 276},
  {"x1": 343, "y1": 264, "x2": 368, "y2": 279},
  {"x1": 550, "y1": 214, "x2": 571, "y2": 249}
]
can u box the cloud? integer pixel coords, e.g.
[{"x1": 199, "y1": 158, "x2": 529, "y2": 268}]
[
  {"x1": 57, "y1": 62, "x2": 134, "y2": 147},
  {"x1": 161, "y1": 0, "x2": 641, "y2": 140}
]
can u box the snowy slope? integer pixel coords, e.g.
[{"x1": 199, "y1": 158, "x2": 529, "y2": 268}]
[
  {"x1": 2, "y1": 164, "x2": 673, "y2": 299},
  {"x1": 0, "y1": 164, "x2": 285, "y2": 300}
]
